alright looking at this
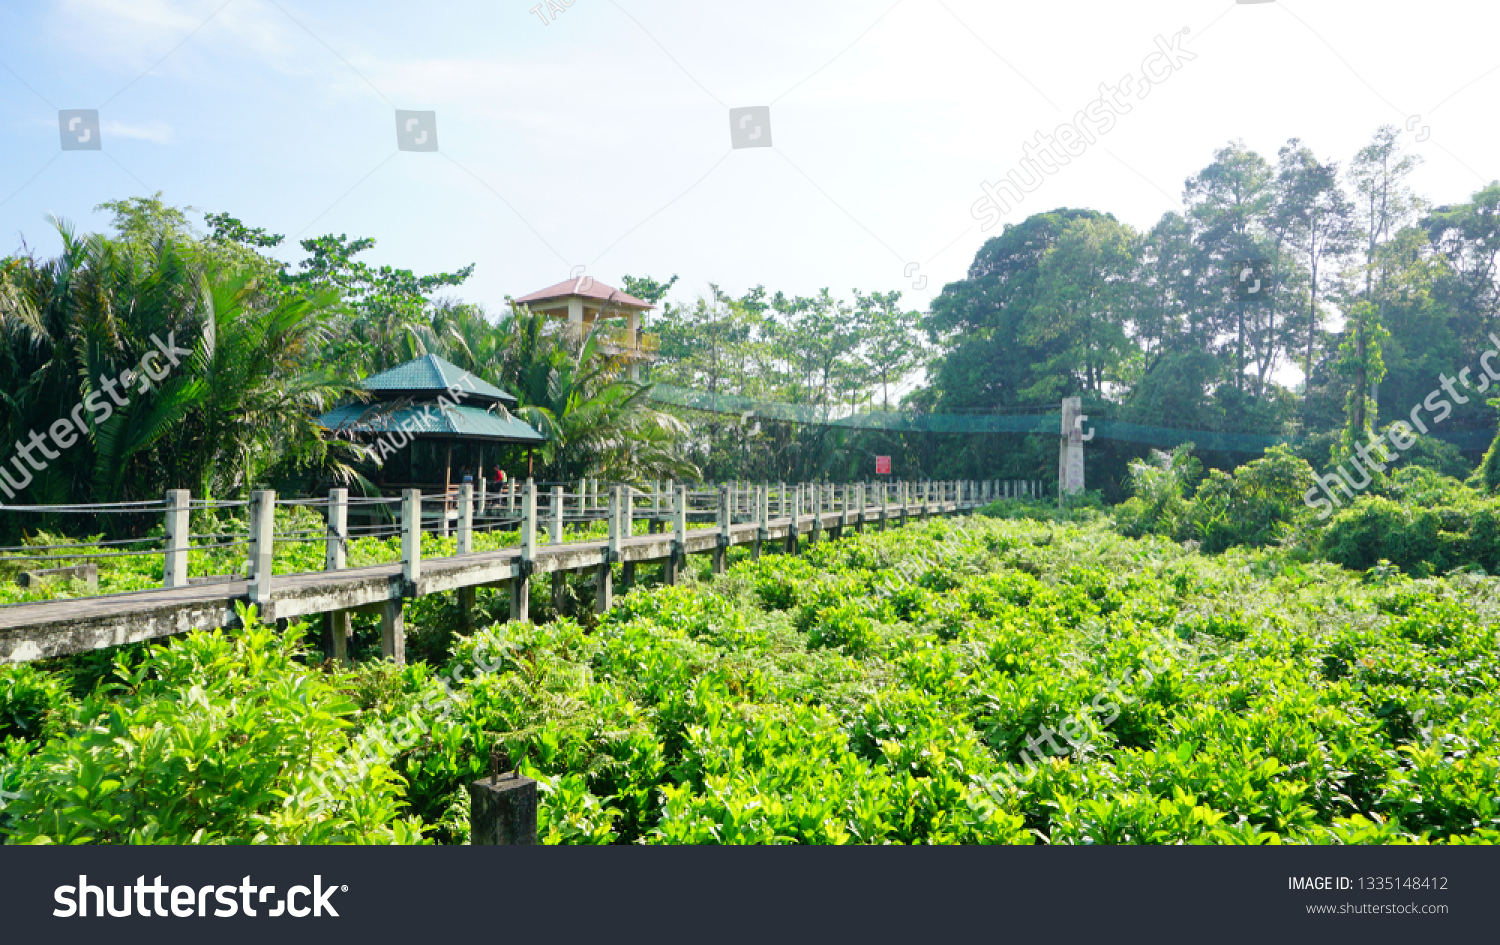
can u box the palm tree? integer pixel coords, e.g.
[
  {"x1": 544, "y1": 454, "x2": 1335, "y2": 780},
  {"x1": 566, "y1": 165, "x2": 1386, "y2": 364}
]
[
  {"x1": 479, "y1": 307, "x2": 697, "y2": 483},
  {"x1": 0, "y1": 221, "x2": 361, "y2": 517}
]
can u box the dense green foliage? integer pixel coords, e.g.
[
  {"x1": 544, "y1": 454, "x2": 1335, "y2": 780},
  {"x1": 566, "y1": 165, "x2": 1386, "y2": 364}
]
[
  {"x1": 6, "y1": 515, "x2": 1497, "y2": 845},
  {"x1": 1115, "y1": 445, "x2": 1314, "y2": 552},
  {"x1": 1112, "y1": 443, "x2": 1500, "y2": 578},
  {"x1": 1318, "y1": 468, "x2": 1500, "y2": 576}
]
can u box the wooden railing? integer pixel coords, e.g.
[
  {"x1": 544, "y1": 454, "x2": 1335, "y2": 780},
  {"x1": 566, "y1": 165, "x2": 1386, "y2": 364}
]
[{"x1": 0, "y1": 478, "x2": 1047, "y2": 663}]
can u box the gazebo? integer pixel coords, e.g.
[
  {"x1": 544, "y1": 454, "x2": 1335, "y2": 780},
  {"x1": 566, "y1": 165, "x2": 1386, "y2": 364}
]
[
  {"x1": 318, "y1": 354, "x2": 545, "y2": 498},
  {"x1": 514, "y1": 277, "x2": 660, "y2": 380}
]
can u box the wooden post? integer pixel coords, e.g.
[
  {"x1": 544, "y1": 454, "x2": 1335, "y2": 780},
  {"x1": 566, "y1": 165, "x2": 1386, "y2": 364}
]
[
  {"x1": 784, "y1": 484, "x2": 799, "y2": 554},
  {"x1": 753, "y1": 485, "x2": 767, "y2": 560},
  {"x1": 325, "y1": 488, "x2": 348, "y2": 572},
  {"x1": 323, "y1": 488, "x2": 351, "y2": 665},
  {"x1": 597, "y1": 485, "x2": 622, "y2": 613},
  {"x1": 247, "y1": 489, "x2": 275, "y2": 608},
  {"x1": 666, "y1": 484, "x2": 686, "y2": 585},
  {"x1": 809, "y1": 482, "x2": 822, "y2": 544},
  {"x1": 468, "y1": 772, "x2": 538, "y2": 845},
  {"x1": 402, "y1": 488, "x2": 422, "y2": 589},
  {"x1": 381, "y1": 599, "x2": 405, "y2": 665},
  {"x1": 458, "y1": 484, "x2": 477, "y2": 631},
  {"x1": 621, "y1": 485, "x2": 636, "y2": 590},
  {"x1": 458, "y1": 483, "x2": 474, "y2": 555},
  {"x1": 662, "y1": 479, "x2": 674, "y2": 536},
  {"x1": 548, "y1": 486, "x2": 566, "y2": 615},
  {"x1": 512, "y1": 480, "x2": 535, "y2": 622},
  {"x1": 163, "y1": 488, "x2": 189, "y2": 589},
  {"x1": 596, "y1": 485, "x2": 621, "y2": 613},
  {"x1": 713, "y1": 483, "x2": 729, "y2": 574},
  {"x1": 900, "y1": 481, "x2": 909, "y2": 526}
]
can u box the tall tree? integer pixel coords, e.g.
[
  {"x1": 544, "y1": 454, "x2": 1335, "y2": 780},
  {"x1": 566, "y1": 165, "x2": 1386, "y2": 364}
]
[
  {"x1": 854, "y1": 290, "x2": 927, "y2": 411},
  {"x1": 1347, "y1": 125, "x2": 1424, "y2": 431},
  {"x1": 1184, "y1": 142, "x2": 1274, "y2": 391},
  {"x1": 1020, "y1": 216, "x2": 1139, "y2": 400},
  {"x1": 1273, "y1": 141, "x2": 1354, "y2": 391}
]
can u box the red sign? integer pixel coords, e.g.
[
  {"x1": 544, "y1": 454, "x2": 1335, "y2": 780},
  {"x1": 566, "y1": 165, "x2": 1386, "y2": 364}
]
[{"x1": 875, "y1": 455, "x2": 891, "y2": 475}]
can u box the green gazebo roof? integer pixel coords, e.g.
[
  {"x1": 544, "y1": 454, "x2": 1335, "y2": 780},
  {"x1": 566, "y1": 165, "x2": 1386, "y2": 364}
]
[
  {"x1": 318, "y1": 401, "x2": 545, "y2": 443},
  {"x1": 360, "y1": 354, "x2": 516, "y2": 406},
  {"x1": 318, "y1": 354, "x2": 543, "y2": 444}
]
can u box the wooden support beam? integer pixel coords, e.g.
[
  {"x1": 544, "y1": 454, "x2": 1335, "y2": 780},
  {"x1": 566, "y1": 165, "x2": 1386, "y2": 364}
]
[
  {"x1": 459, "y1": 585, "x2": 476, "y2": 632},
  {"x1": 324, "y1": 609, "x2": 351, "y2": 666},
  {"x1": 381, "y1": 598, "x2": 405, "y2": 665}
]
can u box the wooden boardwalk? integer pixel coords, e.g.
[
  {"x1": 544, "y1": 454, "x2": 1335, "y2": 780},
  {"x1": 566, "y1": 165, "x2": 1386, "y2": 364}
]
[{"x1": 1, "y1": 496, "x2": 976, "y2": 663}]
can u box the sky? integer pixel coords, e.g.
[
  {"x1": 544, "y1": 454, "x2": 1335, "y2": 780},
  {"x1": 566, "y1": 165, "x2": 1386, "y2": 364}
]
[{"x1": 2, "y1": 0, "x2": 1498, "y2": 322}]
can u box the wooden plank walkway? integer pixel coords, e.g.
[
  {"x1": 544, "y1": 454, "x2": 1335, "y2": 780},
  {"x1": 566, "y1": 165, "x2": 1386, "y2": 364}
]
[{"x1": 0, "y1": 500, "x2": 969, "y2": 662}]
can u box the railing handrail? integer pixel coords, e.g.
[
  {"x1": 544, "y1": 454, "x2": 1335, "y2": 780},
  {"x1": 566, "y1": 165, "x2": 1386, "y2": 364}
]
[{"x1": 1, "y1": 478, "x2": 1038, "y2": 611}]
